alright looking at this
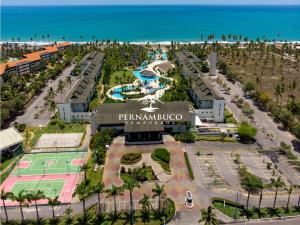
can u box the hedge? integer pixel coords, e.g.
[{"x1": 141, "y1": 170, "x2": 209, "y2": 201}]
[
  {"x1": 121, "y1": 153, "x2": 142, "y2": 165},
  {"x1": 184, "y1": 152, "x2": 194, "y2": 180}
]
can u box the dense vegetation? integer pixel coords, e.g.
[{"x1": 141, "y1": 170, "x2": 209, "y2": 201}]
[
  {"x1": 237, "y1": 122, "x2": 257, "y2": 143},
  {"x1": 174, "y1": 132, "x2": 195, "y2": 143},
  {"x1": 120, "y1": 164, "x2": 157, "y2": 182},
  {"x1": 0, "y1": 45, "x2": 90, "y2": 127},
  {"x1": 89, "y1": 129, "x2": 116, "y2": 165}
]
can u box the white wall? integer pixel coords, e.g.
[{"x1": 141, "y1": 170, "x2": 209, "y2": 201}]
[{"x1": 213, "y1": 99, "x2": 225, "y2": 122}]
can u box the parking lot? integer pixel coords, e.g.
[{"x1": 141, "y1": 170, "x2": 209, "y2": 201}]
[
  {"x1": 99, "y1": 198, "x2": 160, "y2": 213},
  {"x1": 193, "y1": 149, "x2": 288, "y2": 190},
  {"x1": 195, "y1": 153, "x2": 226, "y2": 188}
]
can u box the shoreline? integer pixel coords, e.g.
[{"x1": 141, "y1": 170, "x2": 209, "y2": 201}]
[{"x1": 1, "y1": 40, "x2": 300, "y2": 46}]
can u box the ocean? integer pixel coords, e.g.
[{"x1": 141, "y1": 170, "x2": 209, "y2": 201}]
[{"x1": 1, "y1": 5, "x2": 300, "y2": 42}]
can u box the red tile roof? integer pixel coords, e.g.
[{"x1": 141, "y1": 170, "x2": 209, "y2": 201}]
[{"x1": 0, "y1": 42, "x2": 71, "y2": 76}]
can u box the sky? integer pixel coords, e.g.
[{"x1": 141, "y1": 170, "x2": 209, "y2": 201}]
[{"x1": 2, "y1": 0, "x2": 300, "y2": 6}]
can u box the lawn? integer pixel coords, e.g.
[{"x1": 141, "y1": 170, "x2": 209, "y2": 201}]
[
  {"x1": 213, "y1": 197, "x2": 300, "y2": 219},
  {"x1": 193, "y1": 133, "x2": 236, "y2": 142},
  {"x1": 151, "y1": 148, "x2": 171, "y2": 173},
  {"x1": 224, "y1": 107, "x2": 238, "y2": 124},
  {"x1": 109, "y1": 69, "x2": 136, "y2": 87},
  {"x1": 81, "y1": 155, "x2": 103, "y2": 188},
  {"x1": 0, "y1": 157, "x2": 17, "y2": 172},
  {"x1": 28, "y1": 122, "x2": 86, "y2": 148}
]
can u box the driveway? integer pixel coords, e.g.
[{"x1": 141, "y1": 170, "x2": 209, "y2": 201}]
[
  {"x1": 211, "y1": 72, "x2": 299, "y2": 158},
  {"x1": 11, "y1": 63, "x2": 77, "y2": 127}
]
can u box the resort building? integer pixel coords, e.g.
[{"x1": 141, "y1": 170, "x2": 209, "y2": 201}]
[
  {"x1": 57, "y1": 52, "x2": 104, "y2": 123},
  {"x1": 90, "y1": 101, "x2": 195, "y2": 145},
  {"x1": 175, "y1": 51, "x2": 225, "y2": 123},
  {"x1": 189, "y1": 75, "x2": 225, "y2": 122},
  {"x1": 0, "y1": 42, "x2": 71, "y2": 80},
  {"x1": 0, "y1": 127, "x2": 23, "y2": 158}
]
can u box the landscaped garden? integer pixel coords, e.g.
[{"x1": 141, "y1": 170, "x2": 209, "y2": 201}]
[
  {"x1": 121, "y1": 153, "x2": 142, "y2": 165},
  {"x1": 120, "y1": 164, "x2": 158, "y2": 182},
  {"x1": 212, "y1": 197, "x2": 300, "y2": 219},
  {"x1": 151, "y1": 148, "x2": 171, "y2": 173}
]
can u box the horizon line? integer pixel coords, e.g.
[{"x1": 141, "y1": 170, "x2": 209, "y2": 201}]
[{"x1": 2, "y1": 4, "x2": 300, "y2": 6}]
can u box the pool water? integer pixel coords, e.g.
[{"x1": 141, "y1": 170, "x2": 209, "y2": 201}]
[{"x1": 110, "y1": 49, "x2": 168, "y2": 100}]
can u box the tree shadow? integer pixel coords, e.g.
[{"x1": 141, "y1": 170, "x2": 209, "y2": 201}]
[
  {"x1": 140, "y1": 210, "x2": 151, "y2": 224},
  {"x1": 266, "y1": 207, "x2": 279, "y2": 217}
]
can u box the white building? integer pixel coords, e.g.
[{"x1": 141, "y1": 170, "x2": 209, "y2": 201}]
[
  {"x1": 57, "y1": 52, "x2": 104, "y2": 123},
  {"x1": 0, "y1": 127, "x2": 23, "y2": 158},
  {"x1": 175, "y1": 51, "x2": 225, "y2": 123}
]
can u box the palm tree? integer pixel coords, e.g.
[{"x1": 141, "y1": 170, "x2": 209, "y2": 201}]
[
  {"x1": 48, "y1": 100, "x2": 57, "y2": 115},
  {"x1": 64, "y1": 206, "x2": 73, "y2": 224},
  {"x1": 243, "y1": 175, "x2": 262, "y2": 210},
  {"x1": 47, "y1": 196, "x2": 61, "y2": 221},
  {"x1": 94, "y1": 182, "x2": 105, "y2": 219},
  {"x1": 11, "y1": 190, "x2": 27, "y2": 223},
  {"x1": 271, "y1": 177, "x2": 285, "y2": 209},
  {"x1": 27, "y1": 190, "x2": 45, "y2": 222},
  {"x1": 139, "y1": 194, "x2": 152, "y2": 213},
  {"x1": 258, "y1": 183, "x2": 267, "y2": 212},
  {"x1": 1, "y1": 190, "x2": 12, "y2": 222},
  {"x1": 285, "y1": 185, "x2": 294, "y2": 211},
  {"x1": 81, "y1": 163, "x2": 90, "y2": 181},
  {"x1": 65, "y1": 76, "x2": 72, "y2": 87},
  {"x1": 105, "y1": 184, "x2": 123, "y2": 216},
  {"x1": 152, "y1": 183, "x2": 165, "y2": 214},
  {"x1": 72, "y1": 183, "x2": 88, "y2": 220},
  {"x1": 123, "y1": 178, "x2": 140, "y2": 225},
  {"x1": 199, "y1": 206, "x2": 218, "y2": 225},
  {"x1": 47, "y1": 87, "x2": 56, "y2": 99},
  {"x1": 57, "y1": 79, "x2": 65, "y2": 100}
]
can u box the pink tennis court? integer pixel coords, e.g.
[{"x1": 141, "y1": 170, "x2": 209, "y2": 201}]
[{"x1": 0, "y1": 152, "x2": 86, "y2": 206}]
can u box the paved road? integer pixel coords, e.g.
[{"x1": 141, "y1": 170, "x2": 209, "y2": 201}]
[
  {"x1": 227, "y1": 217, "x2": 300, "y2": 225},
  {"x1": 11, "y1": 63, "x2": 77, "y2": 127},
  {"x1": 211, "y1": 72, "x2": 299, "y2": 158}
]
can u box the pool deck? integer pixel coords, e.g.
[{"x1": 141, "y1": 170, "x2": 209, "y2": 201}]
[{"x1": 106, "y1": 50, "x2": 174, "y2": 101}]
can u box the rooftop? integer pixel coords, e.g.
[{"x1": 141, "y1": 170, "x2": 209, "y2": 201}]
[
  {"x1": 0, "y1": 42, "x2": 71, "y2": 76},
  {"x1": 92, "y1": 101, "x2": 192, "y2": 132},
  {"x1": 0, "y1": 127, "x2": 23, "y2": 151},
  {"x1": 63, "y1": 52, "x2": 104, "y2": 104},
  {"x1": 189, "y1": 75, "x2": 224, "y2": 101}
]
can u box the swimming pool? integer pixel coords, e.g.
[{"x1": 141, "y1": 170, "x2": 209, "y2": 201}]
[
  {"x1": 133, "y1": 70, "x2": 160, "y2": 82},
  {"x1": 109, "y1": 49, "x2": 169, "y2": 100}
]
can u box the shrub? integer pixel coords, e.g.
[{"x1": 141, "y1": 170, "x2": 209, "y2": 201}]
[
  {"x1": 237, "y1": 122, "x2": 257, "y2": 143},
  {"x1": 120, "y1": 167, "x2": 126, "y2": 173},
  {"x1": 174, "y1": 132, "x2": 195, "y2": 143},
  {"x1": 184, "y1": 152, "x2": 194, "y2": 180},
  {"x1": 121, "y1": 153, "x2": 142, "y2": 164}
]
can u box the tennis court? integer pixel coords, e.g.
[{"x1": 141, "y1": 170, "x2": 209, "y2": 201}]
[
  {"x1": 10, "y1": 180, "x2": 65, "y2": 198},
  {"x1": 13, "y1": 152, "x2": 85, "y2": 176}
]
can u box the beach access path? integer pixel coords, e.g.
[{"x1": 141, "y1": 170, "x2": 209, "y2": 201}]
[{"x1": 11, "y1": 63, "x2": 77, "y2": 127}]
